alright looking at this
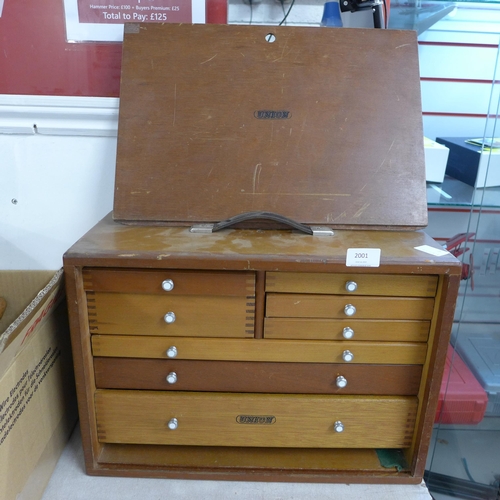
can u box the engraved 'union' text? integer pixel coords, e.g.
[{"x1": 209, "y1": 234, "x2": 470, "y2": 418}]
[
  {"x1": 254, "y1": 110, "x2": 291, "y2": 120},
  {"x1": 236, "y1": 415, "x2": 276, "y2": 424}
]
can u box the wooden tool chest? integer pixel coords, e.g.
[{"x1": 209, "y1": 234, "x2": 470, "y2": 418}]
[
  {"x1": 63, "y1": 215, "x2": 461, "y2": 482},
  {"x1": 64, "y1": 23, "x2": 460, "y2": 483}
]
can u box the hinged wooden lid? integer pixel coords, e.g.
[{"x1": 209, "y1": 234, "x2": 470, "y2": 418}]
[{"x1": 113, "y1": 23, "x2": 427, "y2": 230}]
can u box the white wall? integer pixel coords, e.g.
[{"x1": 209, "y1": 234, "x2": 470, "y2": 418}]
[
  {"x1": 227, "y1": 0, "x2": 373, "y2": 28},
  {"x1": 0, "y1": 96, "x2": 118, "y2": 270},
  {"x1": 419, "y1": 3, "x2": 500, "y2": 140}
]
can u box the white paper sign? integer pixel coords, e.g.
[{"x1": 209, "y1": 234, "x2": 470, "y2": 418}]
[
  {"x1": 63, "y1": 0, "x2": 205, "y2": 42},
  {"x1": 414, "y1": 245, "x2": 450, "y2": 257},
  {"x1": 346, "y1": 248, "x2": 381, "y2": 267}
]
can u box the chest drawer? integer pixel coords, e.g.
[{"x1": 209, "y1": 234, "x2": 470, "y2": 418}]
[
  {"x1": 95, "y1": 390, "x2": 418, "y2": 449},
  {"x1": 264, "y1": 318, "x2": 430, "y2": 342},
  {"x1": 266, "y1": 294, "x2": 434, "y2": 320},
  {"x1": 92, "y1": 336, "x2": 428, "y2": 364},
  {"x1": 266, "y1": 272, "x2": 438, "y2": 297},
  {"x1": 87, "y1": 293, "x2": 254, "y2": 337},
  {"x1": 84, "y1": 268, "x2": 256, "y2": 296},
  {"x1": 94, "y1": 358, "x2": 423, "y2": 395}
]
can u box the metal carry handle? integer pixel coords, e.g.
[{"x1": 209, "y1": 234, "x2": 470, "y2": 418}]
[{"x1": 212, "y1": 211, "x2": 314, "y2": 235}]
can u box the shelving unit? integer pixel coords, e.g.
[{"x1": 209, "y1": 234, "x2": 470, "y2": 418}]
[{"x1": 424, "y1": 46, "x2": 500, "y2": 499}]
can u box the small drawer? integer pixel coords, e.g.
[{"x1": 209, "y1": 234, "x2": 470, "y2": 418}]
[
  {"x1": 95, "y1": 390, "x2": 418, "y2": 448},
  {"x1": 83, "y1": 268, "x2": 255, "y2": 296},
  {"x1": 91, "y1": 336, "x2": 428, "y2": 364},
  {"x1": 266, "y1": 294, "x2": 435, "y2": 320},
  {"x1": 87, "y1": 293, "x2": 254, "y2": 337},
  {"x1": 94, "y1": 358, "x2": 423, "y2": 395},
  {"x1": 266, "y1": 272, "x2": 438, "y2": 297},
  {"x1": 264, "y1": 318, "x2": 430, "y2": 342}
]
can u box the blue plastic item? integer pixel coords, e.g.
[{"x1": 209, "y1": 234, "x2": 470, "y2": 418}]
[{"x1": 321, "y1": 1, "x2": 343, "y2": 27}]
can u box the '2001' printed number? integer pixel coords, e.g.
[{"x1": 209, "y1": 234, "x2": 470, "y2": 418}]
[{"x1": 355, "y1": 252, "x2": 368, "y2": 259}]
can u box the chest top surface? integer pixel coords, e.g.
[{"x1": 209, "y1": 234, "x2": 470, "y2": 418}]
[{"x1": 64, "y1": 213, "x2": 460, "y2": 275}]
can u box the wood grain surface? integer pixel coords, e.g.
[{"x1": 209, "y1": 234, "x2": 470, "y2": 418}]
[
  {"x1": 113, "y1": 24, "x2": 427, "y2": 229},
  {"x1": 95, "y1": 390, "x2": 418, "y2": 448}
]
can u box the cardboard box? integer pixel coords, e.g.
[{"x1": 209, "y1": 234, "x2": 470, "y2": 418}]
[
  {"x1": 435, "y1": 345, "x2": 487, "y2": 425},
  {"x1": 0, "y1": 270, "x2": 77, "y2": 500},
  {"x1": 436, "y1": 137, "x2": 500, "y2": 188},
  {"x1": 424, "y1": 137, "x2": 449, "y2": 183}
]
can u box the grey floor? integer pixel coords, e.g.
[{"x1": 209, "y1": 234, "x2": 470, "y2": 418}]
[{"x1": 41, "y1": 424, "x2": 433, "y2": 500}]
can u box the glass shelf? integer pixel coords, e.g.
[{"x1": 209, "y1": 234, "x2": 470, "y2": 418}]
[
  {"x1": 389, "y1": 1, "x2": 458, "y2": 33},
  {"x1": 427, "y1": 177, "x2": 500, "y2": 208},
  {"x1": 422, "y1": 1, "x2": 500, "y2": 495}
]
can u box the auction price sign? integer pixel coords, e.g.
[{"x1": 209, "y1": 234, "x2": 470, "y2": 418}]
[
  {"x1": 78, "y1": 0, "x2": 191, "y2": 24},
  {"x1": 346, "y1": 248, "x2": 381, "y2": 267},
  {"x1": 64, "y1": 0, "x2": 205, "y2": 42}
]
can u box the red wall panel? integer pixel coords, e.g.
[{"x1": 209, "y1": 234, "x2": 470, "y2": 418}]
[{"x1": 0, "y1": 0, "x2": 226, "y2": 97}]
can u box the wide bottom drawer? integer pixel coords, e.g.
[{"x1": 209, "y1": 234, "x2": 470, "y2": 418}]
[
  {"x1": 95, "y1": 391, "x2": 417, "y2": 448},
  {"x1": 94, "y1": 358, "x2": 422, "y2": 395}
]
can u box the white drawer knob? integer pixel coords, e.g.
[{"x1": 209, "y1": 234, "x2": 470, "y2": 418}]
[
  {"x1": 336, "y1": 375, "x2": 348, "y2": 388},
  {"x1": 342, "y1": 327, "x2": 354, "y2": 339},
  {"x1": 334, "y1": 421, "x2": 344, "y2": 433},
  {"x1": 162, "y1": 279, "x2": 175, "y2": 291},
  {"x1": 166, "y1": 372, "x2": 177, "y2": 384},
  {"x1": 344, "y1": 304, "x2": 356, "y2": 316},
  {"x1": 164, "y1": 311, "x2": 176, "y2": 324},
  {"x1": 345, "y1": 281, "x2": 358, "y2": 292},
  {"x1": 166, "y1": 346, "x2": 178, "y2": 358},
  {"x1": 167, "y1": 418, "x2": 178, "y2": 430},
  {"x1": 342, "y1": 350, "x2": 354, "y2": 362}
]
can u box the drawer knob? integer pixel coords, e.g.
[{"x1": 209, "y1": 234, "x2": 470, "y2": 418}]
[
  {"x1": 345, "y1": 281, "x2": 358, "y2": 292},
  {"x1": 342, "y1": 350, "x2": 354, "y2": 362},
  {"x1": 164, "y1": 312, "x2": 176, "y2": 324},
  {"x1": 162, "y1": 279, "x2": 175, "y2": 291},
  {"x1": 166, "y1": 346, "x2": 178, "y2": 358},
  {"x1": 167, "y1": 418, "x2": 178, "y2": 430},
  {"x1": 342, "y1": 327, "x2": 354, "y2": 339},
  {"x1": 336, "y1": 375, "x2": 348, "y2": 388},
  {"x1": 334, "y1": 421, "x2": 344, "y2": 433},
  {"x1": 166, "y1": 372, "x2": 177, "y2": 384},
  {"x1": 344, "y1": 304, "x2": 356, "y2": 316}
]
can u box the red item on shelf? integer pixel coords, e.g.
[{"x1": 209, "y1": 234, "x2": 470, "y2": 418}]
[
  {"x1": 435, "y1": 345, "x2": 488, "y2": 425},
  {"x1": 206, "y1": 0, "x2": 228, "y2": 24}
]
